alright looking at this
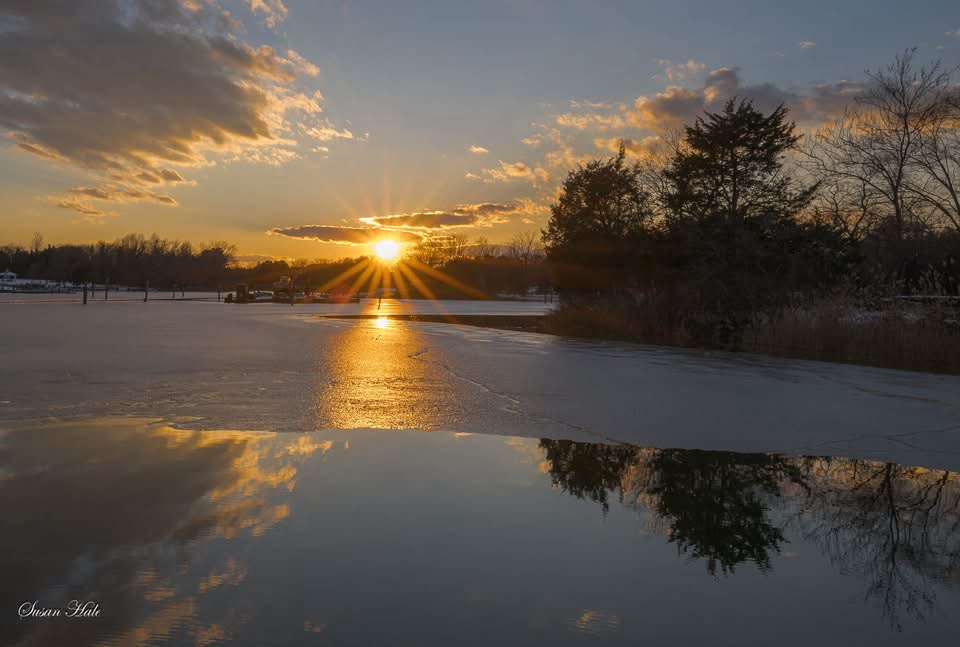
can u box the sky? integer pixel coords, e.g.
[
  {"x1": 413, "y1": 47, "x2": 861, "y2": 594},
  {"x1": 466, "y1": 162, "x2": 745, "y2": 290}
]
[{"x1": 1, "y1": 0, "x2": 959, "y2": 261}]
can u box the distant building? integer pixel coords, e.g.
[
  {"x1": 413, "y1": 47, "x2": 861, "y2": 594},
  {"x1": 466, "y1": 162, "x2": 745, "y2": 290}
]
[{"x1": 0, "y1": 270, "x2": 16, "y2": 284}]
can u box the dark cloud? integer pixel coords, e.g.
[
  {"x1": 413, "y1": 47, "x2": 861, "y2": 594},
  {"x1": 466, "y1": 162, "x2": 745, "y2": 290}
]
[
  {"x1": 360, "y1": 203, "x2": 521, "y2": 230},
  {"x1": 53, "y1": 184, "x2": 178, "y2": 215},
  {"x1": 54, "y1": 198, "x2": 103, "y2": 217},
  {"x1": 0, "y1": 0, "x2": 331, "y2": 215},
  {"x1": 135, "y1": 169, "x2": 190, "y2": 185},
  {"x1": 625, "y1": 66, "x2": 862, "y2": 131},
  {"x1": 268, "y1": 225, "x2": 424, "y2": 245}
]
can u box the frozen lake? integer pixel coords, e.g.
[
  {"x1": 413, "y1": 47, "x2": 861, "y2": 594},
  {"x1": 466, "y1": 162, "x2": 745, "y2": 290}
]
[
  {"x1": 2, "y1": 299, "x2": 960, "y2": 644},
  {"x1": 2, "y1": 298, "x2": 958, "y2": 468}
]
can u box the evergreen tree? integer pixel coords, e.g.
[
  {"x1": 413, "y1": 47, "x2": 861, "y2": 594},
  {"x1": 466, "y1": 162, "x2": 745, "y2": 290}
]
[{"x1": 666, "y1": 99, "x2": 813, "y2": 225}]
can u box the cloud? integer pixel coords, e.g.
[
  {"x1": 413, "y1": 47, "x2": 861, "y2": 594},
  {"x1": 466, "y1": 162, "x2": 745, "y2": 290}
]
[
  {"x1": 555, "y1": 112, "x2": 626, "y2": 130},
  {"x1": 594, "y1": 136, "x2": 668, "y2": 159},
  {"x1": 0, "y1": 0, "x2": 347, "y2": 219},
  {"x1": 66, "y1": 185, "x2": 178, "y2": 206},
  {"x1": 569, "y1": 99, "x2": 613, "y2": 110},
  {"x1": 268, "y1": 225, "x2": 423, "y2": 245},
  {"x1": 247, "y1": 0, "x2": 289, "y2": 28},
  {"x1": 796, "y1": 80, "x2": 864, "y2": 122},
  {"x1": 623, "y1": 67, "x2": 859, "y2": 131},
  {"x1": 286, "y1": 50, "x2": 320, "y2": 77},
  {"x1": 305, "y1": 122, "x2": 356, "y2": 142},
  {"x1": 473, "y1": 160, "x2": 549, "y2": 184},
  {"x1": 272, "y1": 202, "x2": 539, "y2": 247},
  {"x1": 468, "y1": 145, "x2": 489, "y2": 154},
  {"x1": 360, "y1": 203, "x2": 524, "y2": 230},
  {"x1": 134, "y1": 169, "x2": 191, "y2": 185},
  {"x1": 505, "y1": 64, "x2": 867, "y2": 207},
  {"x1": 799, "y1": 41, "x2": 817, "y2": 49},
  {"x1": 53, "y1": 198, "x2": 104, "y2": 217},
  {"x1": 629, "y1": 85, "x2": 709, "y2": 130},
  {"x1": 656, "y1": 59, "x2": 706, "y2": 82}
]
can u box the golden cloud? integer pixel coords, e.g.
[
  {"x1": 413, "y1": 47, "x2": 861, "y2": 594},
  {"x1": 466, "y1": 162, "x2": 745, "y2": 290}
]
[
  {"x1": 0, "y1": 0, "x2": 347, "y2": 220},
  {"x1": 268, "y1": 225, "x2": 424, "y2": 245}
]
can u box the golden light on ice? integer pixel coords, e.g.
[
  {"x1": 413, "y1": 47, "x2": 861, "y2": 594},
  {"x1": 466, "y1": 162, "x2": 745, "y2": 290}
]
[{"x1": 373, "y1": 239, "x2": 401, "y2": 261}]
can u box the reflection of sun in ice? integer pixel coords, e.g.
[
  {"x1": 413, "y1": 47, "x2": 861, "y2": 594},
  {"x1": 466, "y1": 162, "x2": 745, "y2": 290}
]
[{"x1": 373, "y1": 239, "x2": 401, "y2": 261}]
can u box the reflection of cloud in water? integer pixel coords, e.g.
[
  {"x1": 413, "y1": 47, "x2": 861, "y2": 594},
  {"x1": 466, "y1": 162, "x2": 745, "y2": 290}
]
[
  {"x1": 4, "y1": 418, "x2": 960, "y2": 642},
  {"x1": 0, "y1": 417, "x2": 328, "y2": 647}
]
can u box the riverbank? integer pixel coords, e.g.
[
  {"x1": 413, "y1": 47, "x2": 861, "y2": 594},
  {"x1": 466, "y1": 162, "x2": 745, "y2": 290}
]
[
  {"x1": 329, "y1": 303, "x2": 960, "y2": 376},
  {"x1": 539, "y1": 303, "x2": 960, "y2": 375}
]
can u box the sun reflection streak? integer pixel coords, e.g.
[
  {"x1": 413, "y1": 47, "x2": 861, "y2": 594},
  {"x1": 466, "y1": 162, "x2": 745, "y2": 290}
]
[{"x1": 314, "y1": 314, "x2": 455, "y2": 429}]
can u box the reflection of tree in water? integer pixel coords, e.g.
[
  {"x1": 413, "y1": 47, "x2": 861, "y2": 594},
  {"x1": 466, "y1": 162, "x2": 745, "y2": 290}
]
[
  {"x1": 538, "y1": 439, "x2": 638, "y2": 512},
  {"x1": 537, "y1": 439, "x2": 960, "y2": 627},
  {"x1": 786, "y1": 458, "x2": 960, "y2": 631},
  {"x1": 633, "y1": 449, "x2": 804, "y2": 575},
  {"x1": 540, "y1": 440, "x2": 800, "y2": 574}
]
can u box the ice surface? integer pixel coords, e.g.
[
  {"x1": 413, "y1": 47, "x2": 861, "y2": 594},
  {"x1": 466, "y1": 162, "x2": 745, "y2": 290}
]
[{"x1": 2, "y1": 299, "x2": 959, "y2": 470}]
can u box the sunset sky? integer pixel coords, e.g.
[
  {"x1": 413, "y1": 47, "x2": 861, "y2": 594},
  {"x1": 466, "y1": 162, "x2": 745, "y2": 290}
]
[{"x1": 2, "y1": 0, "x2": 959, "y2": 261}]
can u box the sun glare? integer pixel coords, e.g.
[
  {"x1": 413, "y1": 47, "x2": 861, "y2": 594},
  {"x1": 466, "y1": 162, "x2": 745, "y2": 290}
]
[{"x1": 374, "y1": 239, "x2": 401, "y2": 261}]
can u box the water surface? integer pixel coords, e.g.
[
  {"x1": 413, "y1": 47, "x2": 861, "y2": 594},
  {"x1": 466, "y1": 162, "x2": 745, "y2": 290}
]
[{"x1": 2, "y1": 417, "x2": 958, "y2": 645}]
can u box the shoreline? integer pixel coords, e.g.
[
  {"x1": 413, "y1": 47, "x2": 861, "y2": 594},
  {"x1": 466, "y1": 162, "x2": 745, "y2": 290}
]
[{"x1": 323, "y1": 312, "x2": 960, "y2": 376}]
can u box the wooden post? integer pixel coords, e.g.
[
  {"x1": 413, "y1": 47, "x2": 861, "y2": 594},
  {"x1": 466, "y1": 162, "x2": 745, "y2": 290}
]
[
  {"x1": 104, "y1": 277, "x2": 109, "y2": 301},
  {"x1": 82, "y1": 284, "x2": 87, "y2": 305},
  {"x1": 144, "y1": 280, "x2": 149, "y2": 302},
  {"x1": 172, "y1": 285, "x2": 175, "y2": 300},
  {"x1": 217, "y1": 285, "x2": 221, "y2": 302}
]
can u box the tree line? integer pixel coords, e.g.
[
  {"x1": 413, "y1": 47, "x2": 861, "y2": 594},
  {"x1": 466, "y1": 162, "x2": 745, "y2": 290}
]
[
  {"x1": 543, "y1": 49, "x2": 960, "y2": 345},
  {"x1": 1, "y1": 233, "x2": 236, "y2": 289},
  {"x1": 1, "y1": 230, "x2": 550, "y2": 298}
]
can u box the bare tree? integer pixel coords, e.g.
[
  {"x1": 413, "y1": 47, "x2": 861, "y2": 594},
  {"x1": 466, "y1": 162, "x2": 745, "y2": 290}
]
[
  {"x1": 29, "y1": 232, "x2": 44, "y2": 253},
  {"x1": 412, "y1": 236, "x2": 455, "y2": 266},
  {"x1": 442, "y1": 233, "x2": 469, "y2": 260},
  {"x1": 811, "y1": 175, "x2": 885, "y2": 242},
  {"x1": 805, "y1": 49, "x2": 955, "y2": 240},
  {"x1": 507, "y1": 231, "x2": 543, "y2": 264},
  {"x1": 912, "y1": 97, "x2": 960, "y2": 233},
  {"x1": 470, "y1": 236, "x2": 497, "y2": 258}
]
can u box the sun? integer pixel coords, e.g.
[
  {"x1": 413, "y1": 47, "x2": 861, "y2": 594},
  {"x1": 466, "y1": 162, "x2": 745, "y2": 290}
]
[{"x1": 373, "y1": 239, "x2": 401, "y2": 261}]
